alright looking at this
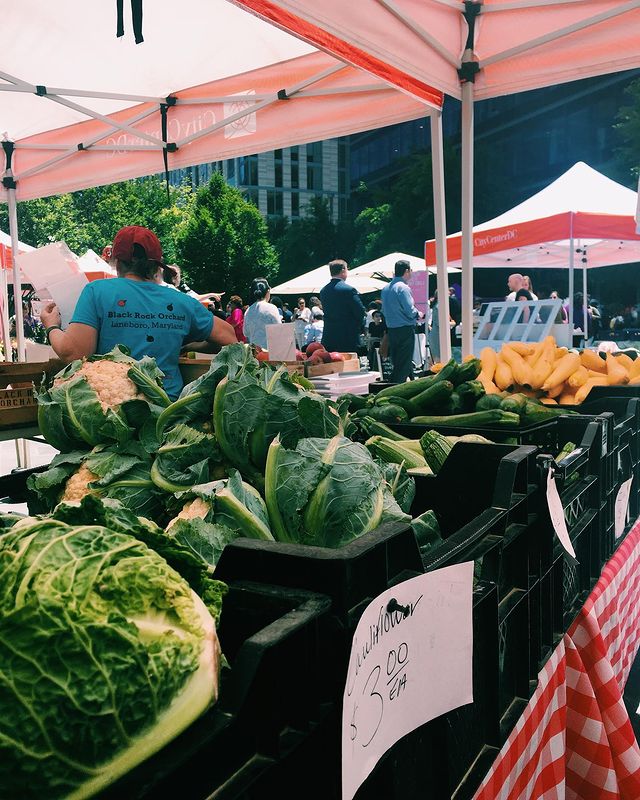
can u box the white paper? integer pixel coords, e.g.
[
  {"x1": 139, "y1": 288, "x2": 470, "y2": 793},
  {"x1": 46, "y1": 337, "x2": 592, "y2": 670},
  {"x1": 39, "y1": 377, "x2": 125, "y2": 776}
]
[
  {"x1": 266, "y1": 322, "x2": 296, "y2": 361},
  {"x1": 342, "y1": 563, "x2": 473, "y2": 800},
  {"x1": 615, "y1": 477, "x2": 633, "y2": 539},
  {"x1": 18, "y1": 243, "x2": 87, "y2": 327},
  {"x1": 546, "y1": 467, "x2": 576, "y2": 559}
]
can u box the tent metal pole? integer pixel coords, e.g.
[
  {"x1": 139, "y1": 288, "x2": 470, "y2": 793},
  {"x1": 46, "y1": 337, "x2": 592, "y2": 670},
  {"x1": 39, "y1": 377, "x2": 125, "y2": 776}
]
[
  {"x1": 461, "y1": 79, "x2": 474, "y2": 358},
  {"x1": 0, "y1": 250, "x2": 10, "y2": 359},
  {"x1": 7, "y1": 185, "x2": 25, "y2": 361},
  {"x1": 568, "y1": 219, "x2": 574, "y2": 341},
  {"x1": 430, "y1": 110, "x2": 452, "y2": 362},
  {"x1": 581, "y1": 243, "x2": 588, "y2": 345}
]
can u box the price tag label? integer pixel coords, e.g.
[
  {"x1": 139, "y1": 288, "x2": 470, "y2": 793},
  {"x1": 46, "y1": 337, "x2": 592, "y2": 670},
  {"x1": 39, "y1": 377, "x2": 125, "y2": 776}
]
[
  {"x1": 342, "y1": 563, "x2": 473, "y2": 800},
  {"x1": 546, "y1": 467, "x2": 576, "y2": 559},
  {"x1": 615, "y1": 477, "x2": 633, "y2": 539}
]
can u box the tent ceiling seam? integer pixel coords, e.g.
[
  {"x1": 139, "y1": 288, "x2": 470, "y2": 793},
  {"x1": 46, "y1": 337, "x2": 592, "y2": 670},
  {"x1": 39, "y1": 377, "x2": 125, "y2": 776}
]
[
  {"x1": 373, "y1": 0, "x2": 460, "y2": 67},
  {"x1": 480, "y1": 0, "x2": 640, "y2": 68},
  {"x1": 482, "y1": 0, "x2": 598, "y2": 11}
]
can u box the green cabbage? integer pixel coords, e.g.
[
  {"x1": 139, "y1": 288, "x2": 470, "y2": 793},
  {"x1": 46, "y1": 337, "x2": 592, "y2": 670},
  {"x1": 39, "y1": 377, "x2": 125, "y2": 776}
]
[
  {"x1": 36, "y1": 345, "x2": 170, "y2": 452},
  {"x1": 265, "y1": 435, "x2": 410, "y2": 548},
  {"x1": 0, "y1": 515, "x2": 222, "y2": 800},
  {"x1": 150, "y1": 423, "x2": 226, "y2": 493}
]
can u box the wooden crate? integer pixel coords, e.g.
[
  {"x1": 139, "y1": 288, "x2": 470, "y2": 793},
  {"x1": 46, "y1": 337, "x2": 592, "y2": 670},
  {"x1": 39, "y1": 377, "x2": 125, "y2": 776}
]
[
  {"x1": 0, "y1": 359, "x2": 63, "y2": 390},
  {"x1": 304, "y1": 352, "x2": 360, "y2": 378},
  {"x1": 0, "y1": 387, "x2": 38, "y2": 429}
]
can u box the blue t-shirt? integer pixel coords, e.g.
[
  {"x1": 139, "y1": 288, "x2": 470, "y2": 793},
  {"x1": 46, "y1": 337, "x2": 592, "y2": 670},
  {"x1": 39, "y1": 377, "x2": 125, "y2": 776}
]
[{"x1": 71, "y1": 278, "x2": 214, "y2": 399}]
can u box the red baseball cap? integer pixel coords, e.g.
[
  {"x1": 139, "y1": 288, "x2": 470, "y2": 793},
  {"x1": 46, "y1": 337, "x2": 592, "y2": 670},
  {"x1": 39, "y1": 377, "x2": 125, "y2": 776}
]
[{"x1": 111, "y1": 226, "x2": 164, "y2": 264}]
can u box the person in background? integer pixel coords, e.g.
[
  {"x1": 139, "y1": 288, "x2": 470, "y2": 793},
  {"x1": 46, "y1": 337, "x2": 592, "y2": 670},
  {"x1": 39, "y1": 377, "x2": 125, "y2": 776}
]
[
  {"x1": 242, "y1": 277, "x2": 282, "y2": 350},
  {"x1": 522, "y1": 275, "x2": 538, "y2": 300},
  {"x1": 506, "y1": 273, "x2": 525, "y2": 301},
  {"x1": 227, "y1": 295, "x2": 246, "y2": 342},
  {"x1": 309, "y1": 295, "x2": 323, "y2": 316},
  {"x1": 39, "y1": 225, "x2": 236, "y2": 399},
  {"x1": 292, "y1": 297, "x2": 312, "y2": 349},
  {"x1": 515, "y1": 288, "x2": 533, "y2": 323},
  {"x1": 365, "y1": 301, "x2": 379, "y2": 327},
  {"x1": 304, "y1": 311, "x2": 324, "y2": 346},
  {"x1": 271, "y1": 296, "x2": 286, "y2": 320},
  {"x1": 282, "y1": 302, "x2": 293, "y2": 322},
  {"x1": 319, "y1": 259, "x2": 366, "y2": 353},
  {"x1": 367, "y1": 309, "x2": 387, "y2": 367},
  {"x1": 381, "y1": 259, "x2": 420, "y2": 383}
]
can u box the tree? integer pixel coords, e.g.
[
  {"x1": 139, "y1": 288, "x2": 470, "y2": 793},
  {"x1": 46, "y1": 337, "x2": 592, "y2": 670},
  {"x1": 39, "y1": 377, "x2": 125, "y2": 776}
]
[
  {"x1": 614, "y1": 77, "x2": 640, "y2": 179},
  {"x1": 175, "y1": 172, "x2": 278, "y2": 297},
  {"x1": 0, "y1": 177, "x2": 191, "y2": 263}
]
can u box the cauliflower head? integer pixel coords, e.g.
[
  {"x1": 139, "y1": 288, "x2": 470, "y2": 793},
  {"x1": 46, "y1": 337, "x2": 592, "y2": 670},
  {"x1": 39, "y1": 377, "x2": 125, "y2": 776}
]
[
  {"x1": 167, "y1": 497, "x2": 212, "y2": 531},
  {"x1": 61, "y1": 463, "x2": 99, "y2": 503},
  {"x1": 54, "y1": 360, "x2": 143, "y2": 410}
]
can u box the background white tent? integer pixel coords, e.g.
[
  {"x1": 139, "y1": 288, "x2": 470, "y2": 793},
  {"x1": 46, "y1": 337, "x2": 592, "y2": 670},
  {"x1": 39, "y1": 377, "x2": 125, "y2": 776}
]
[
  {"x1": 350, "y1": 252, "x2": 460, "y2": 279},
  {"x1": 1, "y1": 0, "x2": 452, "y2": 360},
  {"x1": 77, "y1": 249, "x2": 117, "y2": 278},
  {"x1": 270, "y1": 265, "x2": 385, "y2": 295}
]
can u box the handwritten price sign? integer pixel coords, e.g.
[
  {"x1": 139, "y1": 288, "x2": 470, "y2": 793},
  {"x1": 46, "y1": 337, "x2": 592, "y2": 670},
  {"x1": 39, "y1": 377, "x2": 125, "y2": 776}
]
[{"x1": 342, "y1": 563, "x2": 473, "y2": 800}]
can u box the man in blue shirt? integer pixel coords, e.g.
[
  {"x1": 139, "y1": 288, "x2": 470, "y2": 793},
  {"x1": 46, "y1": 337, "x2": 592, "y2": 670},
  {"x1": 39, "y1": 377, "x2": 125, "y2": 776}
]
[
  {"x1": 381, "y1": 260, "x2": 419, "y2": 382},
  {"x1": 319, "y1": 259, "x2": 366, "y2": 353}
]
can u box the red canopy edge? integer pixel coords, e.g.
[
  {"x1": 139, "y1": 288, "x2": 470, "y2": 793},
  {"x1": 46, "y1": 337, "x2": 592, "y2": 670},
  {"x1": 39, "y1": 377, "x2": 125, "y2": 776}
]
[{"x1": 230, "y1": 0, "x2": 444, "y2": 107}]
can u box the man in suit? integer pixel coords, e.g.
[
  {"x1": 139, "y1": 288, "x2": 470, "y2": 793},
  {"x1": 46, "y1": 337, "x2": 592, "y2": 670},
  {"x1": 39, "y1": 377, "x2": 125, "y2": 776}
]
[{"x1": 319, "y1": 259, "x2": 366, "y2": 353}]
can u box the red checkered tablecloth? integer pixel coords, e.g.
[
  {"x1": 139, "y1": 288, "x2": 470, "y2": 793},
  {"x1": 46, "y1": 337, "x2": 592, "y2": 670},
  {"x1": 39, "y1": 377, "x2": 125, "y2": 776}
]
[{"x1": 474, "y1": 520, "x2": 640, "y2": 800}]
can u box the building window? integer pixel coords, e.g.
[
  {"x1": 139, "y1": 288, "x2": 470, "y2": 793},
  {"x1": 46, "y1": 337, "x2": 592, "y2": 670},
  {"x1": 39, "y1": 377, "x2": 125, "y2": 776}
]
[
  {"x1": 244, "y1": 188, "x2": 259, "y2": 207},
  {"x1": 291, "y1": 192, "x2": 299, "y2": 217},
  {"x1": 267, "y1": 190, "x2": 283, "y2": 215},
  {"x1": 291, "y1": 163, "x2": 299, "y2": 188},
  {"x1": 238, "y1": 155, "x2": 258, "y2": 185},
  {"x1": 290, "y1": 146, "x2": 299, "y2": 162},
  {"x1": 306, "y1": 141, "x2": 322, "y2": 162},
  {"x1": 307, "y1": 164, "x2": 322, "y2": 190},
  {"x1": 227, "y1": 159, "x2": 235, "y2": 180},
  {"x1": 275, "y1": 162, "x2": 283, "y2": 187}
]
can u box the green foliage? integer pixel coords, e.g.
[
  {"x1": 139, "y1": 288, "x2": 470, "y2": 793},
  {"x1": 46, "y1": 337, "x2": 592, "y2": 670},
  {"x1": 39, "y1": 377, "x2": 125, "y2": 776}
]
[
  {"x1": 0, "y1": 178, "x2": 191, "y2": 261},
  {"x1": 175, "y1": 172, "x2": 278, "y2": 295},
  {"x1": 614, "y1": 77, "x2": 640, "y2": 178}
]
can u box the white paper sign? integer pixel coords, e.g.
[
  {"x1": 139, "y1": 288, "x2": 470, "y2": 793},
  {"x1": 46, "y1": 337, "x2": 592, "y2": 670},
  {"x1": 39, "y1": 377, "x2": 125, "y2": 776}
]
[
  {"x1": 266, "y1": 322, "x2": 296, "y2": 361},
  {"x1": 342, "y1": 563, "x2": 473, "y2": 800},
  {"x1": 546, "y1": 467, "x2": 576, "y2": 559},
  {"x1": 18, "y1": 242, "x2": 88, "y2": 328},
  {"x1": 615, "y1": 477, "x2": 633, "y2": 539}
]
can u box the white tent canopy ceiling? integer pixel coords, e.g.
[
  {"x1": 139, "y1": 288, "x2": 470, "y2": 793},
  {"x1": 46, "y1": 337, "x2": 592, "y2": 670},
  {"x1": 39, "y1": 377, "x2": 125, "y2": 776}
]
[
  {"x1": 231, "y1": 0, "x2": 640, "y2": 354},
  {"x1": 350, "y1": 251, "x2": 460, "y2": 279},
  {"x1": 0, "y1": 0, "x2": 447, "y2": 360},
  {"x1": 270, "y1": 265, "x2": 386, "y2": 294}
]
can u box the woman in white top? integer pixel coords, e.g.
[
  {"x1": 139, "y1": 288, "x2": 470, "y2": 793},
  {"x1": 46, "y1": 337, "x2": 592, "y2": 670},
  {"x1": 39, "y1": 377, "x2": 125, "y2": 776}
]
[{"x1": 243, "y1": 277, "x2": 282, "y2": 350}]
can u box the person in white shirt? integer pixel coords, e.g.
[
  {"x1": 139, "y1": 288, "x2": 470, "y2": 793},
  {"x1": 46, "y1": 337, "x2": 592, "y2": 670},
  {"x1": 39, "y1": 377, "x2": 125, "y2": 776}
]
[
  {"x1": 304, "y1": 311, "x2": 324, "y2": 346},
  {"x1": 242, "y1": 277, "x2": 282, "y2": 350},
  {"x1": 506, "y1": 273, "x2": 525, "y2": 301},
  {"x1": 522, "y1": 275, "x2": 539, "y2": 301},
  {"x1": 292, "y1": 297, "x2": 312, "y2": 349}
]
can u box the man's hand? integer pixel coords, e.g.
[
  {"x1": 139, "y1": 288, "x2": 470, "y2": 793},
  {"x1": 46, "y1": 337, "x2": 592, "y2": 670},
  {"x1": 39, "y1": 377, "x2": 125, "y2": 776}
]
[{"x1": 40, "y1": 301, "x2": 61, "y2": 329}]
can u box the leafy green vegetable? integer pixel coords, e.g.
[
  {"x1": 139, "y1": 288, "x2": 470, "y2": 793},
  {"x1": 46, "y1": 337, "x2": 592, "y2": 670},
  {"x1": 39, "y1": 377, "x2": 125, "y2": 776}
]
[
  {"x1": 265, "y1": 435, "x2": 410, "y2": 548},
  {"x1": 0, "y1": 514, "x2": 221, "y2": 800},
  {"x1": 166, "y1": 470, "x2": 273, "y2": 568},
  {"x1": 27, "y1": 441, "x2": 162, "y2": 519},
  {"x1": 35, "y1": 345, "x2": 170, "y2": 452},
  {"x1": 150, "y1": 423, "x2": 226, "y2": 493},
  {"x1": 214, "y1": 364, "x2": 343, "y2": 490}
]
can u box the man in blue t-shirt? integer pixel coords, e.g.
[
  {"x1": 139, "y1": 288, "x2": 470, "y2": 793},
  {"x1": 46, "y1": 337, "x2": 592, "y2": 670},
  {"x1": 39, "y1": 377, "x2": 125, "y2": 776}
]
[
  {"x1": 381, "y1": 260, "x2": 420, "y2": 383},
  {"x1": 40, "y1": 226, "x2": 236, "y2": 398}
]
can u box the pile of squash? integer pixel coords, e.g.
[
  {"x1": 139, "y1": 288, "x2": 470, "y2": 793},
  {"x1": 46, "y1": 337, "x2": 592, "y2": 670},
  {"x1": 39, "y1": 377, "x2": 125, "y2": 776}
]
[{"x1": 473, "y1": 337, "x2": 640, "y2": 404}]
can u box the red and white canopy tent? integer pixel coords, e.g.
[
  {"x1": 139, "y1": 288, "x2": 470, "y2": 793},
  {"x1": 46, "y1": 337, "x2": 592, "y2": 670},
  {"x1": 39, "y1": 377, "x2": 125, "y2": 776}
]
[
  {"x1": 0, "y1": 0, "x2": 444, "y2": 359},
  {"x1": 424, "y1": 161, "x2": 640, "y2": 333},
  {"x1": 231, "y1": 0, "x2": 640, "y2": 355}
]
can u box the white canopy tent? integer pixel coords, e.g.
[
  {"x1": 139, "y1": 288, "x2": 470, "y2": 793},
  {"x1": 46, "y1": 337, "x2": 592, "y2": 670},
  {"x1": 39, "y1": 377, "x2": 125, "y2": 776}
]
[
  {"x1": 424, "y1": 161, "x2": 640, "y2": 332},
  {"x1": 350, "y1": 251, "x2": 460, "y2": 279},
  {"x1": 270, "y1": 265, "x2": 385, "y2": 295},
  {"x1": 0, "y1": 0, "x2": 452, "y2": 360},
  {"x1": 232, "y1": 0, "x2": 640, "y2": 355}
]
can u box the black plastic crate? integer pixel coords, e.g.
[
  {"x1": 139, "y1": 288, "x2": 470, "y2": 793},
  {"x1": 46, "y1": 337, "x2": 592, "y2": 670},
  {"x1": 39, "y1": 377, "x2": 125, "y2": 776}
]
[
  {"x1": 613, "y1": 443, "x2": 635, "y2": 550},
  {"x1": 97, "y1": 581, "x2": 335, "y2": 800},
  {"x1": 564, "y1": 395, "x2": 640, "y2": 464},
  {"x1": 498, "y1": 588, "x2": 531, "y2": 741},
  {"x1": 550, "y1": 509, "x2": 597, "y2": 632},
  {"x1": 390, "y1": 417, "x2": 557, "y2": 446}
]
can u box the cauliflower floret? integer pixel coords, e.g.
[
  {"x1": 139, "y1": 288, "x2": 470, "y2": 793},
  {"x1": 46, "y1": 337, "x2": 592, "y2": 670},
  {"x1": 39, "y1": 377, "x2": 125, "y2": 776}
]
[
  {"x1": 61, "y1": 463, "x2": 99, "y2": 503},
  {"x1": 166, "y1": 498, "x2": 211, "y2": 531},
  {"x1": 54, "y1": 360, "x2": 143, "y2": 410}
]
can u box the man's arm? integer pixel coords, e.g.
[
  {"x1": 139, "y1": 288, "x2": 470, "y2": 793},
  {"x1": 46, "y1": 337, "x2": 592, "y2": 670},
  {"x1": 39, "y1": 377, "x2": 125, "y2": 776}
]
[{"x1": 350, "y1": 288, "x2": 366, "y2": 323}]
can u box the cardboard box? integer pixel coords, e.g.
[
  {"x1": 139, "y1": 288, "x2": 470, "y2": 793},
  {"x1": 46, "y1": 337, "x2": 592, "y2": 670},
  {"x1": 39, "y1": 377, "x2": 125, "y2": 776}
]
[{"x1": 304, "y1": 352, "x2": 360, "y2": 378}]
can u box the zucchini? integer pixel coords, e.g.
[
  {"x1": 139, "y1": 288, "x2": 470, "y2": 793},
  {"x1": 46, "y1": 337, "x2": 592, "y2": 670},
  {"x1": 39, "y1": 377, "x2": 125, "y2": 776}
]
[
  {"x1": 366, "y1": 403, "x2": 409, "y2": 423},
  {"x1": 500, "y1": 393, "x2": 528, "y2": 414},
  {"x1": 375, "y1": 395, "x2": 413, "y2": 413},
  {"x1": 556, "y1": 441, "x2": 577, "y2": 464},
  {"x1": 338, "y1": 393, "x2": 368, "y2": 412},
  {"x1": 456, "y1": 380, "x2": 486, "y2": 411},
  {"x1": 432, "y1": 358, "x2": 459, "y2": 385},
  {"x1": 453, "y1": 358, "x2": 482, "y2": 385},
  {"x1": 522, "y1": 402, "x2": 575, "y2": 423},
  {"x1": 365, "y1": 436, "x2": 428, "y2": 470},
  {"x1": 410, "y1": 410, "x2": 521, "y2": 427},
  {"x1": 407, "y1": 465, "x2": 434, "y2": 477},
  {"x1": 448, "y1": 393, "x2": 464, "y2": 415},
  {"x1": 375, "y1": 374, "x2": 438, "y2": 401},
  {"x1": 407, "y1": 380, "x2": 454, "y2": 417},
  {"x1": 420, "y1": 430, "x2": 453, "y2": 473},
  {"x1": 475, "y1": 394, "x2": 503, "y2": 411},
  {"x1": 358, "y1": 417, "x2": 409, "y2": 441}
]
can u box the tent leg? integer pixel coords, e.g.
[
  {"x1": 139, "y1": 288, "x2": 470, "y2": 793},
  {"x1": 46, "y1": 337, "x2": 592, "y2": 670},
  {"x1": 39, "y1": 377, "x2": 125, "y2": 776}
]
[
  {"x1": 430, "y1": 111, "x2": 451, "y2": 363},
  {"x1": 582, "y1": 249, "x2": 589, "y2": 345},
  {"x1": 7, "y1": 185, "x2": 25, "y2": 362},
  {"x1": 0, "y1": 249, "x2": 10, "y2": 360},
  {"x1": 568, "y1": 231, "x2": 574, "y2": 341},
  {"x1": 461, "y1": 80, "x2": 474, "y2": 358}
]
